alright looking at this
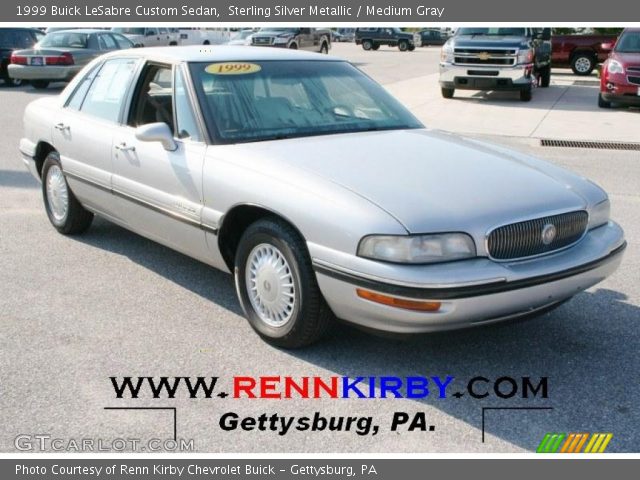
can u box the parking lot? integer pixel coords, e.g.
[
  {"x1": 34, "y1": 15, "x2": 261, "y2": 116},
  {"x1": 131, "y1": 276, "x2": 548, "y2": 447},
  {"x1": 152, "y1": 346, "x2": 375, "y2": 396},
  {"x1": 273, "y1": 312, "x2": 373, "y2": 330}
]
[{"x1": 0, "y1": 42, "x2": 638, "y2": 453}]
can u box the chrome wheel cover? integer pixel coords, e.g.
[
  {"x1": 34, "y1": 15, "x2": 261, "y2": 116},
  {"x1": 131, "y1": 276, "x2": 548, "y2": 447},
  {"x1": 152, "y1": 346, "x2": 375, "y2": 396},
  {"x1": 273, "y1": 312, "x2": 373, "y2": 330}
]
[
  {"x1": 245, "y1": 243, "x2": 296, "y2": 328},
  {"x1": 575, "y1": 57, "x2": 592, "y2": 73},
  {"x1": 45, "y1": 164, "x2": 69, "y2": 223}
]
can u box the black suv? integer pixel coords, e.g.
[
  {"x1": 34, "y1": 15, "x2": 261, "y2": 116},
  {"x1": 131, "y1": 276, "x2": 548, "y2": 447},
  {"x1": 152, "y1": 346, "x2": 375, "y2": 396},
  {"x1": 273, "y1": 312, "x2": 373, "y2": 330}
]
[
  {"x1": 355, "y1": 28, "x2": 420, "y2": 51},
  {"x1": 1, "y1": 28, "x2": 44, "y2": 86}
]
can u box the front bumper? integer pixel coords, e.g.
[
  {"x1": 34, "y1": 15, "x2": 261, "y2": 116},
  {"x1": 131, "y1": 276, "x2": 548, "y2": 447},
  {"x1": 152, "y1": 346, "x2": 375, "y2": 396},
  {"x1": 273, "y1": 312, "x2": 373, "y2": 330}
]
[
  {"x1": 311, "y1": 222, "x2": 625, "y2": 333},
  {"x1": 8, "y1": 64, "x2": 81, "y2": 81},
  {"x1": 439, "y1": 62, "x2": 534, "y2": 91}
]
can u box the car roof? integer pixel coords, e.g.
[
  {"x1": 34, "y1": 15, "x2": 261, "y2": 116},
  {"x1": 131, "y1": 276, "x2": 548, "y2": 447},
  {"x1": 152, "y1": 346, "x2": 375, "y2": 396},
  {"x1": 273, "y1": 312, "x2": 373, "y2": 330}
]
[
  {"x1": 102, "y1": 45, "x2": 341, "y2": 63},
  {"x1": 47, "y1": 29, "x2": 107, "y2": 35}
]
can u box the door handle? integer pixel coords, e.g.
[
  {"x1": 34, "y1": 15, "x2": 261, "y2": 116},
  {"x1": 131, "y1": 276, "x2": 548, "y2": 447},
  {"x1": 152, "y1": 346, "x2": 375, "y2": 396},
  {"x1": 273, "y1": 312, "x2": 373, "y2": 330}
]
[
  {"x1": 54, "y1": 123, "x2": 70, "y2": 132},
  {"x1": 115, "y1": 142, "x2": 135, "y2": 152}
]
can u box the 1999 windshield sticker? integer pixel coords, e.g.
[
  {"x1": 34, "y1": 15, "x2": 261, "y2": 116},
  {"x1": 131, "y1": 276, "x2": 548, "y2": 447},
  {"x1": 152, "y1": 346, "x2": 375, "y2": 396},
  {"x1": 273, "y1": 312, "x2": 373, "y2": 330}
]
[{"x1": 205, "y1": 62, "x2": 262, "y2": 75}]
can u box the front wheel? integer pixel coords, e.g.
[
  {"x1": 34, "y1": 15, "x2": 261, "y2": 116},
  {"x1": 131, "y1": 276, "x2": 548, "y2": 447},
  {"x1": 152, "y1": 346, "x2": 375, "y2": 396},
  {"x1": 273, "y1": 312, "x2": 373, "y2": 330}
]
[
  {"x1": 441, "y1": 87, "x2": 454, "y2": 99},
  {"x1": 320, "y1": 42, "x2": 328, "y2": 54},
  {"x1": 520, "y1": 87, "x2": 532, "y2": 102},
  {"x1": 598, "y1": 93, "x2": 612, "y2": 108},
  {"x1": 41, "y1": 152, "x2": 93, "y2": 235},
  {"x1": 398, "y1": 41, "x2": 409, "y2": 52},
  {"x1": 362, "y1": 40, "x2": 373, "y2": 51},
  {"x1": 31, "y1": 80, "x2": 50, "y2": 89},
  {"x1": 234, "y1": 218, "x2": 333, "y2": 348}
]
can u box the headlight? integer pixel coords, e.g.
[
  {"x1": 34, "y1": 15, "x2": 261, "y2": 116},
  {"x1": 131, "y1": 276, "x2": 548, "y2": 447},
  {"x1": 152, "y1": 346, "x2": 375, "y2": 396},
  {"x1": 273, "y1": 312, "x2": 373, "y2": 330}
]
[
  {"x1": 440, "y1": 42, "x2": 454, "y2": 63},
  {"x1": 588, "y1": 199, "x2": 610, "y2": 230},
  {"x1": 517, "y1": 49, "x2": 534, "y2": 65},
  {"x1": 607, "y1": 59, "x2": 624, "y2": 74},
  {"x1": 358, "y1": 233, "x2": 476, "y2": 264},
  {"x1": 273, "y1": 36, "x2": 289, "y2": 44}
]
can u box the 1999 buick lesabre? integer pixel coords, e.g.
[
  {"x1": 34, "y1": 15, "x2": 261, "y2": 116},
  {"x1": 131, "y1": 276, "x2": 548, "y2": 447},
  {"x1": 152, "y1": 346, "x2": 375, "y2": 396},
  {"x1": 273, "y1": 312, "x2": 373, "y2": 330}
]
[{"x1": 19, "y1": 47, "x2": 625, "y2": 348}]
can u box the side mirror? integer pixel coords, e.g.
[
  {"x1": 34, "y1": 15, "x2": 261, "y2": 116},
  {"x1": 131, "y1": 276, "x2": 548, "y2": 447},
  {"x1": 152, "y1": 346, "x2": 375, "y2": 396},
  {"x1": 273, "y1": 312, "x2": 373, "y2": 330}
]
[
  {"x1": 135, "y1": 123, "x2": 177, "y2": 151},
  {"x1": 602, "y1": 42, "x2": 614, "y2": 51}
]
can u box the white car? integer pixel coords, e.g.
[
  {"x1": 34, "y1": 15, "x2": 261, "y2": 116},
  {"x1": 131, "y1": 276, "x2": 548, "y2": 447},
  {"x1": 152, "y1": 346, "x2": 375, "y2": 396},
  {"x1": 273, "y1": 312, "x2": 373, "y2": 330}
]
[
  {"x1": 18, "y1": 47, "x2": 625, "y2": 348},
  {"x1": 111, "y1": 27, "x2": 178, "y2": 47}
]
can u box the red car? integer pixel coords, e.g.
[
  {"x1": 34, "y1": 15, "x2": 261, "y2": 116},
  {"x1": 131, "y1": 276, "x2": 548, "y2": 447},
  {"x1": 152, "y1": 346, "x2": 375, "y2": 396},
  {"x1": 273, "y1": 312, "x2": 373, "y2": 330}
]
[
  {"x1": 599, "y1": 28, "x2": 640, "y2": 108},
  {"x1": 552, "y1": 33, "x2": 617, "y2": 75}
]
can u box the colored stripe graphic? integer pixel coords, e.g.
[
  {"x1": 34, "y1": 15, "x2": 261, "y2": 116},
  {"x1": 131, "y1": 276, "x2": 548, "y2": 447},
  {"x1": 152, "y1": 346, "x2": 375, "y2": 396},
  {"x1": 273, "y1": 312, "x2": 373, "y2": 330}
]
[{"x1": 538, "y1": 433, "x2": 613, "y2": 453}]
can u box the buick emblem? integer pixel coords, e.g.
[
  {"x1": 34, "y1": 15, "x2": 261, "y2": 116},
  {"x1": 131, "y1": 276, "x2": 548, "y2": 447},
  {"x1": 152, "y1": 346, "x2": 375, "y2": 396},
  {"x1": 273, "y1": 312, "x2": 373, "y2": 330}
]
[{"x1": 541, "y1": 223, "x2": 557, "y2": 245}]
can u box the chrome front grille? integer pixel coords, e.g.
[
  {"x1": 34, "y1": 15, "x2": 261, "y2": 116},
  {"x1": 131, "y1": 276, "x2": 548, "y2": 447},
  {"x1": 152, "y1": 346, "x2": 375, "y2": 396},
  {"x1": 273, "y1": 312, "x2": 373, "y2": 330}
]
[
  {"x1": 487, "y1": 211, "x2": 589, "y2": 260},
  {"x1": 453, "y1": 48, "x2": 518, "y2": 66}
]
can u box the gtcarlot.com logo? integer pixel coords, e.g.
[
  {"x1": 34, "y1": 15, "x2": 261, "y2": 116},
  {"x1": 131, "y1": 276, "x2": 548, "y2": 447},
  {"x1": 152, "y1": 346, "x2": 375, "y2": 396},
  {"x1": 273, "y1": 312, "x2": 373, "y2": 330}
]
[{"x1": 537, "y1": 433, "x2": 613, "y2": 453}]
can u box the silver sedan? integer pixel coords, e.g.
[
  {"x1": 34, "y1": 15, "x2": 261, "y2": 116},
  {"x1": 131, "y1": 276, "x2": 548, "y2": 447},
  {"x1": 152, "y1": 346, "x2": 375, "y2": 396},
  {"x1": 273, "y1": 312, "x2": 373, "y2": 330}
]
[{"x1": 19, "y1": 46, "x2": 625, "y2": 348}]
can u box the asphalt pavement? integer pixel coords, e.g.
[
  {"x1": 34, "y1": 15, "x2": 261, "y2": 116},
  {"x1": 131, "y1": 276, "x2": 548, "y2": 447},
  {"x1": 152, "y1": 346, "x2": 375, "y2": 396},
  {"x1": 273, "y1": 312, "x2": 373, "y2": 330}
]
[{"x1": 0, "y1": 43, "x2": 638, "y2": 453}]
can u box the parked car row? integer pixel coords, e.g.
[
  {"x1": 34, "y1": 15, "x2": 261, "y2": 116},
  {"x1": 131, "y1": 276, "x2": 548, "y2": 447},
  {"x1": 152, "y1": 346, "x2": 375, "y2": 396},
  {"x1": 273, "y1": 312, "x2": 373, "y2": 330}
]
[{"x1": 437, "y1": 27, "x2": 639, "y2": 109}]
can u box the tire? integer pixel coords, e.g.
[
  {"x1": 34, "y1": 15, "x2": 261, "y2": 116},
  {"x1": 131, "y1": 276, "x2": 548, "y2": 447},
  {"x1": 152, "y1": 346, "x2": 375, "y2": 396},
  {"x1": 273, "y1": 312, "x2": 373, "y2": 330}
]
[
  {"x1": 202, "y1": 40, "x2": 210, "y2": 45},
  {"x1": 41, "y1": 152, "x2": 93, "y2": 235},
  {"x1": 519, "y1": 87, "x2": 532, "y2": 102},
  {"x1": 598, "y1": 93, "x2": 612, "y2": 108},
  {"x1": 289, "y1": 43, "x2": 298, "y2": 50},
  {"x1": 234, "y1": 218, "x2": 333, "y2": 348},
  {"x1": 398, "y1": 40, "x2": 409, "y2": 52},
  {"x1": 320, "y1": 42, "x2": 328, "y2": 54},
  {"x1": 362, "y1": 40, "x2": 373, "y2": 51},
  {"x1": 408, "y1": 45, "x2": 416, "y2": 51},
  {"x1": 539, "y1": 66, "x2": 551, "y2": 88},
  {"x1": 441, "y1": 87, "x2": 454, "y2": 99},
  {"x1": 571, "y1": 53, "x2": 595, "y2": 76},
  {"x1": 31, "y1": 80, "x2": 50, "y2": 90},
  {"x1": 371, "y1": 43, "x2": 380, "y2": 50},
  {"x1": 3, "y1": 75, "x2": 22, "y2": 87}
]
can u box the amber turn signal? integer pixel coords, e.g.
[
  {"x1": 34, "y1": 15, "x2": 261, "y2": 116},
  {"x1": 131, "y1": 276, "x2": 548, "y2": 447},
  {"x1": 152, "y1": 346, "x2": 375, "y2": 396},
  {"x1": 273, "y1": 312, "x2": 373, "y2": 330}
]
[{"x1": 356, "y1": 288, "x2": 441, "y2": 312}]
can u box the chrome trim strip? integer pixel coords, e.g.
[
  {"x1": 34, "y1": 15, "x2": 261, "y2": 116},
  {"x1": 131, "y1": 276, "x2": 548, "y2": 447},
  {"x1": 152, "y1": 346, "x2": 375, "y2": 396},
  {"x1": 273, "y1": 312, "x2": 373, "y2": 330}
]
[{"x1": 64, "y1": 171, "x2": 218, "y2": 235}]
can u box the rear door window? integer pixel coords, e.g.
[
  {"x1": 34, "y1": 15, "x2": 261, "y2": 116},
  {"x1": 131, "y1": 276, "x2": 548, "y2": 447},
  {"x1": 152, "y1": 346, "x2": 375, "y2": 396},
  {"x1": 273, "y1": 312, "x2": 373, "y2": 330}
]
[{"x1": 79, "y1": 58, "x2": 137, "y2": 123}]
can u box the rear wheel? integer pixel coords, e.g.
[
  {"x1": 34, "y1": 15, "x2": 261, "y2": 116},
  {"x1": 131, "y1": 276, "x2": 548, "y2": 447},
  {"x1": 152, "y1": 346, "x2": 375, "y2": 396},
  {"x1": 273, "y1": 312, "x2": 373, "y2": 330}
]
[
  {"x1": 41, "y1": 152, "x2": 93, "y2": 235},
  {"x1": 289, "y1": 43, "x2": 298, "y2": 50},
  {"x1": 441, "y1": 87, "x2": 455, "y2": 99},
  {"x1": 520, "y1": 87, "x2": 532, "y2": 102},
  {"x1": 362, "y1": 40, "x2": 373, "y2": 51},
  {"x1": 571, "y1": 53, "x2": 595, "y2": 75},
  {"x1": 598, "y1": 93, "x2": 612, "y2": 108},
  {"x1": 3, "y1": 74, "x2": 22, "y2": 87},
  {"x1": 31, "y1": 80, "x2": 50, "y2": 90},
  {"x1": 539, "y1": 66, "x2": 551, "y2": 88},
  {"x1": 320, "y1": 42, "x2": 328, "y2": 54},
  {"x1": 234, "y1": 218, "x2": 333, "y2": 348}
]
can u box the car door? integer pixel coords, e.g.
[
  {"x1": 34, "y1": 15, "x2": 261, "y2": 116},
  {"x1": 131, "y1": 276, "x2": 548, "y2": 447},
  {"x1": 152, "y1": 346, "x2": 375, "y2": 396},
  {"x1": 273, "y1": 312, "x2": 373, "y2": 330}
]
[
  {"x1": 52, "y1": 57, "x2": 139, "y2": 217},
  {"x1": 144, "y1": 27, "x2": 161, "y2": 47},
  {"x1": 110, "y1": 62, "x2": 210, "y2": 262}
]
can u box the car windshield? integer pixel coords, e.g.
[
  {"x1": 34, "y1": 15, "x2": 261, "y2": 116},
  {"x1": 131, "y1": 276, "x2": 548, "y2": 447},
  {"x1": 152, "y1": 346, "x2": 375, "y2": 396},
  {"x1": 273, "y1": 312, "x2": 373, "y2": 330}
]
[
  {"x1": 39, "y1": 32, "x2": 89, "y2": 48},
  {"x1": 112, "y1": 28, "x2": 145, "y2": 35},
  {"x1": 457, "y1": 28, "x2": 526, "y2": 36},
  {"x1": 189, "y1": 60, "x2": 422, "y2": 144},
  {"x1": 232, "y1": 31, "x2": 254, "y2": 40},
  {"x1": 615, "y1": 31, "x2": 640, "y2": 53}
]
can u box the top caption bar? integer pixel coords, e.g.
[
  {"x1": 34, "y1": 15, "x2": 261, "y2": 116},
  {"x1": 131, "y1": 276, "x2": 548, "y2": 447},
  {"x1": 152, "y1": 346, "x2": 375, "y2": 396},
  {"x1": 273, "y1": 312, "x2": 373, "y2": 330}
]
[{"x1": 3, "y1": 0, "x2": 638, "y2": 22}]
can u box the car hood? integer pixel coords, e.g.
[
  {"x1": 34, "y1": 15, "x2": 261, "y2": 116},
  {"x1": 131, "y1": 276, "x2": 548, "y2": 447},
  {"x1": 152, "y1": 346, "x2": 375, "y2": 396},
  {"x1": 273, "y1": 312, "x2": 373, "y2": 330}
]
[
  {"x1": 612, "y1": 51, "x2": 640, "y2": 65},
  {"x1": 220, "y1": 129, "x2": 599, "y2": 234},
  {"x1": 452, "y1": 35, "x2": 527, "y2": 49}
]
